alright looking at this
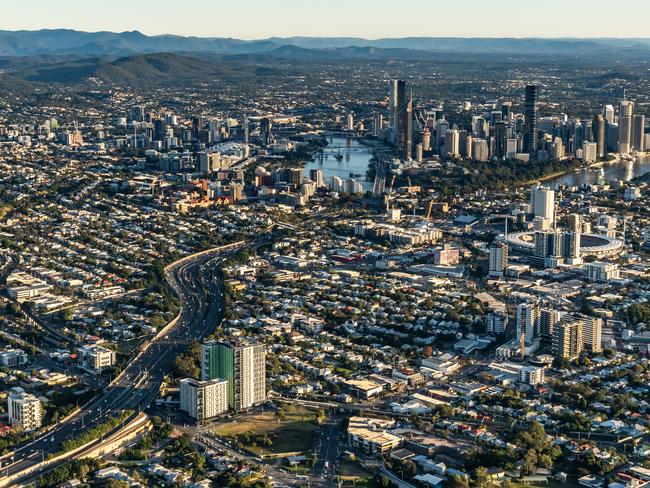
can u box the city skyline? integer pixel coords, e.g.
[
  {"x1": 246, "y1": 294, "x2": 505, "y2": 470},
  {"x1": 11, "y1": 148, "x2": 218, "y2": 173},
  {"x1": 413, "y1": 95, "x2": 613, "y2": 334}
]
[
  {"x1": 1, "y1": 4, "x2": 650, "y2": 486},
  {"x1": 2, "y1": 0, "x2": 650, "y2": 39}
]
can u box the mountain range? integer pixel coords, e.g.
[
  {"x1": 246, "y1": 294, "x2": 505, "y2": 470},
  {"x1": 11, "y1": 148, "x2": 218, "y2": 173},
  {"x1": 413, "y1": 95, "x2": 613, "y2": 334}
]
[{"x1": 1, "y1": 29, "x2": 650, "y2": 57}]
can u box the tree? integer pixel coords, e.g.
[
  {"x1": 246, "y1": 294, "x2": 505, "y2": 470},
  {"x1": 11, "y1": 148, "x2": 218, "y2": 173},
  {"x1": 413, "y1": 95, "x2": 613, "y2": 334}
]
[
  {"x1": 275, "y1": 408, "x2": 285, "y2": 422},
  {"x1": 522, "y1": 449, "x2": 538, "y2": 475},
  {"x1": 398, "y1": 459, "x2": 417, "y2": 479},
  {"x1": 472, "y1": 467, "x2": 492, "y2": 487},
  {"x1": 315, "y1": 409, "x2": 326, "y2": 425},
  {"x1": 375, "y1": 474, "x2": 393, "y2": 488},
  {"x1": 448, "y1": 475, "x2": 471, "y2": 488},
  {"x1": 58, "y1": 308, "x2": 73, "y2": 322}
]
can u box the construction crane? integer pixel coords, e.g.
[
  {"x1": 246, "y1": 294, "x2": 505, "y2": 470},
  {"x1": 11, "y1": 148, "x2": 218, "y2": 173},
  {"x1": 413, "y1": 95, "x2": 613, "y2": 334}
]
[
  {"x1": 425, "y1": 200, "x2": 437, "y2": 221},
  {"x1": 388, "y1": 175, "x2": 396, "y2": 194}
]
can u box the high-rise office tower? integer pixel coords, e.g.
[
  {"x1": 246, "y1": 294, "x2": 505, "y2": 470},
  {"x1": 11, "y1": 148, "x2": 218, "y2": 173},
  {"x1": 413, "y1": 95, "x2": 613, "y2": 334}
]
[
  {"x1": 524, "y1": 85, "x2": 539, "y2": 158},
  {"x1": 550, "y1": 137, "x2": 565, "y2": 160},
  {"x1": 500, "y1": 101, "x2": 512, "y2": 121},
  {"x1": 372, "y1": 113, "x2": 383, "y2": 137},
  {"x1": 472, "y1": 138, "x2": 489, "y2": 162},
  {"x1": 192, "y1": 116, "x2": 204, "y2": 140},
  {"x1": 391, "y1": 80, "x2": 406, "y2": 147},
  {"x1": 435, "y1": 118, "x2": 450, "y2": 153},
  {"x1": 389, "y1": 80, "x2": 402, "y2": 143},
  {"x1": 592, "y1": 114, "x2": 606, "y2": 158},
  {"x1": 633, "y1": 114, "x2": 645, "y2": 151},
  {"x1": 398, "y1": 98, "x2": 413, "y2": 160},
  {"x1": 421, "y1": 128, "x2": 432, "y2": 151},
  {"x1": 618, "y1": 100, "x2": 634, "y2": 154},
  {"x1": 260, "y1": 117, "x2": 273, "y2": 147},
  {"x1": 553, "y1": 320, "x2": 583, "y2": 360},
  {"x1": 201, "y1": 341, "x2": 266, "y2": 411},
  {"x1": 309, "y1": 169, "x2": 325, "y2": 188},
  {"x1": 494, "y1": 121, "x2": 507, "y2": 159},
  {"x1": 607, "y1": 122, "x2": 620, "y2": 153},
  {"x1": 443, "y1": 129, "x2": 460, "y2": 158},
  {"x1": 506, "y1": 138, "x2": 518, "y2": 159},
  {"x1": 153, "y1": 119, "x2": 165, "y2": 141},
  {"x1": 604, "y1": 105, "x2": 615, "y2": 124}
]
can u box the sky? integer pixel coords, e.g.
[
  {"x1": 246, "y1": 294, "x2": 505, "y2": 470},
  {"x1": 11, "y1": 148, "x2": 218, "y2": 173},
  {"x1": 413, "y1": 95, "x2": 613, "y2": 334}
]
[{"x1": 1, "y1": 0, "x2": 649, "y2": 39}]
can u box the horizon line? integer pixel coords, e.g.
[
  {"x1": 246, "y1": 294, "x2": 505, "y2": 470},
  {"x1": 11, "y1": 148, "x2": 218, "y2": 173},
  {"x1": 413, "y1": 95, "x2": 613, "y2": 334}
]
[{"x1": 1, "y1": 28, "x2": 650, "y2": 41}]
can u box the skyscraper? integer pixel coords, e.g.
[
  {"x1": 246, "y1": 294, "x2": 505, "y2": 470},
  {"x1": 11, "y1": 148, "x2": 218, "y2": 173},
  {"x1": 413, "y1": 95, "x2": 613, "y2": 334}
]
[
  {"x1": 494, "y1": 121, "x2": 507, "y2": 160},
  {"x1": 391, "y1": 80, "x2": 406, "y2": 147},
  {"x1": 618, "y1": 100, "x2": 634, "y2": 154},
  {"x1": 201, "y1": 340, "x2": 266, "y2": 411},
  {"x1": 260, "y1": 117, "x2": 273, "y2": 147},
  {"x1": 472, "y1": 138, "x2": 489, "y2": 162},
  {"x1": 633, "y1": 114, "x2": 645, "y2": 151},
  {"x1": 604, "y1": 105, "x2": 615, "y2": 124},
  {"x1": 592, "y1": 114, "x2": 606, "y2": 158},
  {"x1": 398, "y1": 97, "x2": 413, "y2": 160},
  {"x1": 435, "y1": 118, "x2": 450, "y2": 153},
  {"x1": 372, "y1": 113, "x2": 383, "y2": 137},
  {"x1": 309, "y1": 169, "x2": 325, "y2": 188},
  {"x1": 443, "y1": 129, "x2": 460, "y2": 159},
  {"x1": 524, "y1": 85, "x2": 539, "y2": 158}
]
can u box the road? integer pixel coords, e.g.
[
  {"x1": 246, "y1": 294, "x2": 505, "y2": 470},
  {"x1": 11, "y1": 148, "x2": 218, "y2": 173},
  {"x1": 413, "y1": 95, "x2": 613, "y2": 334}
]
[
  {"x1": 194, "y1": 434, "x2": 310, "y2": 487},
  {"x1": 0, "y1": 241, "x2": 244, "y2": 483},
  {"x1": 310, "y1": 412, "x2": 342, "y2": 488}
]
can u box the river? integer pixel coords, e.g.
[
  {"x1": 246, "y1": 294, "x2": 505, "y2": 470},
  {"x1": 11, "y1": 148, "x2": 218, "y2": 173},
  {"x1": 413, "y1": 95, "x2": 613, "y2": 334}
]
[
  {"x1": 304, "y1": 136, "x2": 374, "y2": 190},
  {"x1": 305, "y1": 137, "x2": 650, "y2": 191},
  {"x1": 545, "y1": 155, "x2": 650, "y2": 188}
]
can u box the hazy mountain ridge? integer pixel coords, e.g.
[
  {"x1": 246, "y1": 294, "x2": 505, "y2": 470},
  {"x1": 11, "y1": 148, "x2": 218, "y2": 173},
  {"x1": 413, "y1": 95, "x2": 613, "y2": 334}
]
[
  {"x1": 0, "y1": 52, "x2": 285, "y2": 86},
  {"x1": 1, "y1": 29, "x2": 650, "y2": 57}
]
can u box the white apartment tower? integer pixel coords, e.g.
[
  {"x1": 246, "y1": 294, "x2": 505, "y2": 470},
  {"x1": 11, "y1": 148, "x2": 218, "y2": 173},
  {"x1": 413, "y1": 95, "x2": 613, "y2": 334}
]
[
  {"x1": 516, "y1": 303, "x2": 540, "y2": 343},
  {"x1": 530, "y1": 185, "x2": 555, "y2": 225},
  {"x1": 180, "y1": 378, "x2": 229, "y2": 421},
  {"x1": 8, "y1": 388, "x2": 43, "y2": 431}
]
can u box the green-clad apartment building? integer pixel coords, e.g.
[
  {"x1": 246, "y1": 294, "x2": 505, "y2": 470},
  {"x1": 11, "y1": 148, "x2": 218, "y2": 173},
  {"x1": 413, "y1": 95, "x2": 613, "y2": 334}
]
[{"x1": 201, "y1": 340, "x2": 266, "y2": 411}]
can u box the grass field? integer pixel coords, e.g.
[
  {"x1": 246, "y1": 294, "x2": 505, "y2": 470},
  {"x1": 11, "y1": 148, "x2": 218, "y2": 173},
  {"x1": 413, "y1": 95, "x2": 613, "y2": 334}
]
[
  {"x1": 339, "y1": 460, "x2": 373, "y2": 479},
  {"x1": 214, "y1": 407, "x2": 317, "y2": 456}
]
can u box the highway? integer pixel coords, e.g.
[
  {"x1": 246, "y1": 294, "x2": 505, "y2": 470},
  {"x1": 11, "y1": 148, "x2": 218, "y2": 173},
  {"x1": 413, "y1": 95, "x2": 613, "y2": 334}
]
[{"x1": 0, "y1": 241, "x2": 245, "y2": 484}]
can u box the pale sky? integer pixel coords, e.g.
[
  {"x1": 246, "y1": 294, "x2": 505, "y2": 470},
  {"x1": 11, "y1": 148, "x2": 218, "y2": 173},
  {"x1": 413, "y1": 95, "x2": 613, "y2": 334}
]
[{"x1": 1, "y1": 0, "x2": 649, "y2": 39}]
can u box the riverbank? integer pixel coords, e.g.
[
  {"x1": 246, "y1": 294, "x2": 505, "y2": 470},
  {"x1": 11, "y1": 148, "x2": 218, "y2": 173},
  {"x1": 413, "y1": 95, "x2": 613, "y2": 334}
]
[{"x1": 526, "y1": 154, "x2": 650, "y2": 188}]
